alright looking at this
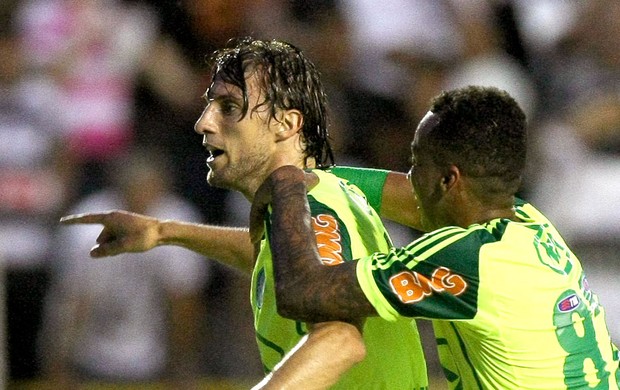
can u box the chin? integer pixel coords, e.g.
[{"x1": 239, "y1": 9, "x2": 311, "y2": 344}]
[
  {"x1": 206, "y1": 171, "x2": 224, "y2": 188},
  {"x1": 207, "y1": 171, "x2": 238, "y2": 191}
]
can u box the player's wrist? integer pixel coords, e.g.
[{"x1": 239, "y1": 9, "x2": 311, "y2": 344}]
[{"x1": 157, "y1": 219, "x2": 176, "y2": 246}]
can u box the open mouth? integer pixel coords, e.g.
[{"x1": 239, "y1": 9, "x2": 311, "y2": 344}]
[{"x1": 206, "y1": 147, "x2": 225, "y2": 163}]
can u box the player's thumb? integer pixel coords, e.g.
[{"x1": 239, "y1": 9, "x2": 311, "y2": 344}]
[{"x1": 89, "y1": 242, "x2": 123, "y2": 258}]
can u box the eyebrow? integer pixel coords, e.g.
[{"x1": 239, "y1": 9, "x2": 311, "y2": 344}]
[
  {"x1": 204, "y1": 87, "x2": 219, "y2": 102},
  {"x1": 205, "y1": 82, "x2": 243, "y2": 102}
]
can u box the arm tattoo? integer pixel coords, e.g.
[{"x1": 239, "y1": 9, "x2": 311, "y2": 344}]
[{"x1": 268, "y1": 167, "x2": 377, "y2": 324}]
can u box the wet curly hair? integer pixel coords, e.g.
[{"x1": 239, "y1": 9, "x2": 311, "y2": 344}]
[{"x1": 206, "y1": 37, "x2": 334, "y2": 168}]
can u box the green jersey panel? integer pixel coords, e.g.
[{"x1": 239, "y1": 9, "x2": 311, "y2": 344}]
[
  {"x1": 328, "y1": 166, "x2": 390, "y2": 213},
  {"x1": 357, "y1": 200, "x2": 620, "y2": 389},
  {"x1": 251, "y1": 169, "x2": 428, "y2": 389}
]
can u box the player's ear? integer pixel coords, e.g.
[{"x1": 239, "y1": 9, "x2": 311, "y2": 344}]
[
  {"x1": 441, "y1": 164, "x2": 460, "y2": 191},
  {"x1": 275, "y1": 108, "x2": 303, "y2": 140}
]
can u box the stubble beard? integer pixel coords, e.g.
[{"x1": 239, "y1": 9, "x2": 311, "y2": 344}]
[{"x1": 206, "y1": 152, "x2": 272, "y2": 197}]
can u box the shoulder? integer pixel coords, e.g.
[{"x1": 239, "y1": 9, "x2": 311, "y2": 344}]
[
  {"x1": 514, "y1": 198, "x2": 553, "y2": 225},
  {"x1": 309, "y1": 168, "x2": 342, "y2": 187},
  {"x1": 309, "y1": 168, "x2": 366, "y2": 198},
  {"x1": 410, "y1": 225, "x2": 490, "y2": 249},
  {"x1": 307, "y1": 169, "x2": 376, "y2": 217},
  {"x1": 395, "y1": 225, "x2": 492, "y2": 272}
]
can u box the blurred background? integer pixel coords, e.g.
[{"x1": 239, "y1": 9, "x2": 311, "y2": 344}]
[{"x1": 0, "y1": 0, "x2": 618, "y2": 388}]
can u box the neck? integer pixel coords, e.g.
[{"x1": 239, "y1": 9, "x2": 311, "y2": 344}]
[
  {"x1": 454, "y1": 195, "x2": 516, "y2": 227},
  {"x1": 450, "y1": 176, "x2": 518, "y2": 227},
  {"x1": 466, "y1": 205, "x2": 516, "y2": 226},
  {"x1": 244, "y1": 157, "x2": 308, "y2": 203}
]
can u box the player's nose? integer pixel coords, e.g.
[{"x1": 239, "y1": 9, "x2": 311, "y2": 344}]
[{"x1": 194, "y1": 106, "x2": 216, "y2": 135}]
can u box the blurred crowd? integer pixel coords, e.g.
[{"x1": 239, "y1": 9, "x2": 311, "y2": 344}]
[{"x1": 0, "y1": 0, "x2": 618, "y2": 387}]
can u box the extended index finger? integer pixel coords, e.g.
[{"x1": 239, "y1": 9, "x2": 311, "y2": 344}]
[{"x1": 59, "y1": 212, "x2": 109, "y2": 225}]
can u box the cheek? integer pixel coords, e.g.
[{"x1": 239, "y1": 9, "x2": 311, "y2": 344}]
[
  {"x1": 411, "y1": 175, "x2": 427, "y2": 200},
  {"x1": 412, "y1": 176, "x2": 442, "y2": 211}
]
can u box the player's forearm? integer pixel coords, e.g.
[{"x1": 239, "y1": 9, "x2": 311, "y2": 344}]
[
  {"x1": 330, "y1": 167, "x2": 423, "y2": 230},
  {"x1": 265, "y1": 167, "x2": 377, "y2": 322},
  {"x1": 380, "y1": 171, "x2": 424, "y2": 230},
  {"x1": 252, "y1": 322, "x2": 366, "y2": 390},
  {"x1": 158, "y1": 220, "x2": 254, "y2": 274}
]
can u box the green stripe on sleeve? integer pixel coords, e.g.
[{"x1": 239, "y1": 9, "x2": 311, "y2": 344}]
[
  {"x1": 356, "y1": 256, "x2": 400, "y2": 321},
  {"x1": 329, "y1": 166, "x2": 389, "y2": 213}
]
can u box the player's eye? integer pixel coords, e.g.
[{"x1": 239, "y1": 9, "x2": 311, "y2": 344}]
[{"x1": 220, "y1": 101, "x2": 237, "y2": 115}]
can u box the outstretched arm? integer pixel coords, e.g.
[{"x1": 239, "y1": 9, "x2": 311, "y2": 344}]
[
  {"x1": 60, "y1": 211, "x2": 255, "y2": 274},
  {"x1": 252, "y1": 166, "x2": 378, "y2": 324}
]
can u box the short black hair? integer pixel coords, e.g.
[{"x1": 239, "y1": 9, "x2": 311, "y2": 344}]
[
  {"x1": 427, "y1": 86, "x2": 527, "y2": 188},
  {"x1": 206, "y1": 37, "x2": 334, "y2": 168}
]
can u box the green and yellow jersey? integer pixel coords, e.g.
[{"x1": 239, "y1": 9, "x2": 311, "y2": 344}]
[
  {"x1": 251, "y1": 169, "x2": 428, "y2": 389},
  {"x1": 356, "y1": 199, "x2": 620, "y2": 389}
]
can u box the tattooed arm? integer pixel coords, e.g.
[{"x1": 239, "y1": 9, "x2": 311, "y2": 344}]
[{"x1": 253, "y1": 165, "x2": 378, "y2": 324}]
